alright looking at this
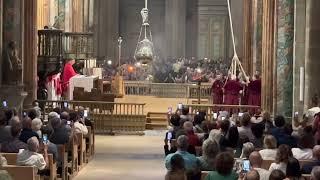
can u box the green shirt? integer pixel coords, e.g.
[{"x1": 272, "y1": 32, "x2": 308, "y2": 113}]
[{"x1": 205, "y1": 171, "x2": 238, "y2": 180}]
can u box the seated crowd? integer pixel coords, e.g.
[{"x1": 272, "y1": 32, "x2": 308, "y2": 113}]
[
  {"x1": 0, "y1": 103, "x2": 93, "y2": 179},
  {"x1": 164, "y1": 106, "x2": 320, "y2": 180}
]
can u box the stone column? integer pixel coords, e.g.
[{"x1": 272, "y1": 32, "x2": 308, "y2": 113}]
[
  {"x1": 252, "y1": 0, "x2": 263, "y2": 74},
  {"x1": 165, "y1": 0, "x2": 186, "y2": 59},
  {"x1": 94, "y1": 0, "x2": 119, "y2": 62},
  {"x1": 275, "y1": 0, "x2": 294, "y2": 117},
  {"x1": 304, "y1": 0, "x2": 320, "y2": 108},
  {"x1": 261, "y1": 0, "x2": 276, "y2": 114},
  {"x1": 242, "y1": 0, "x2": 253, "y2": 74},
  {"x1": 293, "y1": 0, "x2": 306, "y2": 114},
  {"x1": 23, "y1": 0, "x2": 37, "y2": 107}
]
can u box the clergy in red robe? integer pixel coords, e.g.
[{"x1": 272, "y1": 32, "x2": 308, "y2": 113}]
[
  {"x1": 211, "y1": 74, "x2": 224, "y2": 104},
  {"x1": 61, "y1": 59, "x2": 78, "y2": 98},
  {"x1": 223, "y1": 75, "x2": 243, "y2": 105},
  {"x1": 248, "y1": 75, "x2": 261, "y2": 106}
]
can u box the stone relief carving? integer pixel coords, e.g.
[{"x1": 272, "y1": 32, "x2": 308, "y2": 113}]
[{"x1": 2, "y1": 41, "x2": 22, "y2": 85}]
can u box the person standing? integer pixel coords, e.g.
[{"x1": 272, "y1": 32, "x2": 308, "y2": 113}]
[
  {"x1": 248, "y1": 74, "x2": 261, "y2": 106},
  {"x1": 211, "y1": 74, "x2": 224, "y2": 104},
  {"x1": 61, "y1": 59, "x2": 78, "y2": 100},
  {"x1": 223, "y1": 75, "x2": 243, "y2": 105}
]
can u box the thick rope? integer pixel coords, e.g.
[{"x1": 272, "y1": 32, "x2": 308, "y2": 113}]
[{"x1": 227, "y1": 0, "x2": 237, "y2": 57}]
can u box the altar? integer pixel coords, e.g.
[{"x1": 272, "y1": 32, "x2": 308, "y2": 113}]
[{"x1": 69, "y1": 75, "x2": 99, "y2": 100}]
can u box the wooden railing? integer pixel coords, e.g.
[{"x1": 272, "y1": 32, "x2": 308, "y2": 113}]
[
  {"x1": 124, "y1": 81, "x2": 212, "y2": 99},
  {"x1": 187, "y1": 104, "x2": 261, "y2": 120},
  {"x1": 36, "y1": 100, "x2": 146, "y2": 134}
]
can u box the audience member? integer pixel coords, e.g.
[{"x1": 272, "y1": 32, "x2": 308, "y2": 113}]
[
  {"x1": 292, "y1": 131, "x2": 314, "y2": 160},
  {"x1": 209, "y1": 129, "x2": 222, "y2": 146},
  {"x1": 70, "y1": 111, "x2": 88, "y2": 135},
  {"x1": 19, "y1": 117, "x2": 39, "y2": 143},
  {"x1": 311, "y1": 166, "x2": 320, "y2": 180},
  {"x1": 262, "y1": 111, "x2": 273, "y2": 134},
  {"x1": 269, "y1": 169, "x2": 286, "y2": 180},
  {"x1": 165, "y1": 154, "x2": 186, "y2": 180},
  {"x1": 240, "y1": 142, "x2": 254, "y2": 159},
  {"x1": 269, "y1": 144, "x2": 293, "y2": 174},
  {"x1": 1, "y1": 119, "x2": 28, "y2": 153},
  {"x1": 4, "y1": 108, "x2": 15, "y2": 125},
  {"x1": 183, "y1": 121, "x2": 200, "y2": 147},
  {"x1": 49, "y1": 118, "x2": 70, "y2": 145},
  {"x1": 251, "y1": 119, "x2": 264, "y2": 148},
  {"x1": 205, "y1": 152, "x2": 238, "y2": 180},
  {"x1": 238, "y1": 113, "x2": 255, "y2": 143},
  {"x1": 17, "y1": 137, "x2": 48, "y2": 171},
  {"x1": 78, "y1": 107, "x2": 93, "y2": 127},
  {"x1": 249, "y1": 151, "x2": 270, "y2": 180},
  {"x1": 198, "y1": 139, "x2": 219, "y2": 171},
  {"x1": 286, "y1": 157, "x2": 304, "y2": 180},
  {"x1": 244, "y1": 170, "x2": 260, "y2": 180},
  {"x1": 272, "y1": 116, "x2": 297, "y2": 148},
  {"x1": 0, "y1": 112, "x2": 12, "y2": 143},
  {"x1": 31, "y1": 118, "x2": 43, "y2": 137},
  {"x1": 165, "y1": 135, "x2": 199, "y2": 174},
  {"x1": 259, "y1": 135, "x2": 277, "y2": 160},
  {"x1": 180, "y1": 107, "x2": 192, "y2": 122},
  {"x1": 219, "y1": 119, "x2": 239, "y2": 151},
  {"x1": 301, "y1": 145, "x2": 320, "y2": 174},
  {"x1": 27, "y1": 109, "x2": 38, "y2": 120},
  {"x1": 193, "y1": 114, "x2": 205, "y2": 133}
]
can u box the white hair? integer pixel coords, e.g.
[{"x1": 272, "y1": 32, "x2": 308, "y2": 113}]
[
  {"x1": 311, "y1": 166, "x2": 320, "y2": 180},
  {"x1": 27, "y1": 137, "x2": 39, "y2": 152}
]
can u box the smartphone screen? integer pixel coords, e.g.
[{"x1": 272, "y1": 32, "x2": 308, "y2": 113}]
[
  {"x1": 84, "y1": 110, "x2": 88, "y2": 117},
  {"x1": 213, "y1": 113, "x2": 218, "y2": 119},
  {"x1": 167, "y1": 132, "x2": 172, "y2": 141},
  {"x1": 2, "y1": 101, "x2": 7, "y2": 107},
  {"x1": 63, "y1": 102, "x2": 68, "y2": 108},
  {"x1": 242, "y1": 160, "x2": 251, "y2": 172},
  {"x1": 238, "y1": 112, "x2": 244, "y2": 117},
  {"x1": 67, "y1": 121, "x2": 71, "y2": 125},
  {"x1": 222, "y1": 116, "x2": 226, "y2": 120},
  {"x1": 42, "y1": 134, "x2": 48, "y2": 144},
  {"x1": 178, "y1": 103, "x2": 183, "y2": 110}
]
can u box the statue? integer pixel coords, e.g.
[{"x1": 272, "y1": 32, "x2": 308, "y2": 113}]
[{"x1": 2, "y1": 41, "x2": 22, "y2": 85}]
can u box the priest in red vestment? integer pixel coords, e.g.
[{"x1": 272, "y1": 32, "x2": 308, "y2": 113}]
[
  {"x1": 211, "y1": 74, "x2": 224, "y2": 104},
  {"x1": 248, "y1": 74, "x2": 261, "y2": 106},
  {"x1": 61, "y1": 59, "x2": 78, "y2": 99},
  {"x1": 223, "y1": 75, "x2": 243, "y2": 105}
]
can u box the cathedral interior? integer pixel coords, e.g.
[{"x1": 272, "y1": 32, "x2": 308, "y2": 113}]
[{"x1": 0, "y1": 0, "x2": 320, "y2": 180}]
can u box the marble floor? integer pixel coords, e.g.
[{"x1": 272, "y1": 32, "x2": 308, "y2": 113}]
[{"x1": 74, "y1": 134, "x2": 166, "y2": 180}]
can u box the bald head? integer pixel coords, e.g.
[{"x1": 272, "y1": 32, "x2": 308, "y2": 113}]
[
  {"x1": 27, "y1": 137, "x2": 39, "y2": 152},
  {"x1": 313, "y1": 145, "x2": 320, "y2": 160},
  {"x1": 245, "y1": 170, "x2": 260, "y2": 180},
  {"x1": 249, "y1": 151, "x2": 263, "y2": 168}
]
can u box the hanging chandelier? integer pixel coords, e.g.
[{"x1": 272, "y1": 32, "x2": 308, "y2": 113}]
[{"x1": 134, "y1": 0, "x2": 155, "y2": 65}]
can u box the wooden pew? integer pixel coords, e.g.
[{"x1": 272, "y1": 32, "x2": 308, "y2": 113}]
[
  {"x1": 1, "y1": 153, "x2": 57, "y2": 180},
  {"x1": 76, "y1": 133, "x2": 87, "y2": 168},
  {"x1": 56, "y1": 145, "x2": 68, "y2": 180},
  {"x1": 84, "y1": 126, "x2": 94, "y2": 162},
  {"x1": 1, "y1": 165, "x2": 40, "y2": 180},
  {"x1": 68, "y1": 135, "x2": 79, "y2": 177},
  {"x1": 303, "y1": 174, "x2": 311, "y2": 180}
]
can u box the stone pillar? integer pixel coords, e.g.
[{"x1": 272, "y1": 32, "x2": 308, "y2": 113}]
[
  {"x1": 304, "y1": 0, "x2": 320, "y2": 108},
  {"x1": 242, "y1": 0, "x2": 253, "y2": 74},
  {"x1": 261, "y1": 0, "x2": 276, "y2": 114},
  {"x1": 293, "y1": 0, "x2": 306, "y2": 114},
  {"x1": 165, "y1": 0, "x2": 186, "y2": 59},
  {"x1": 275, "y1": 0, "x2": 294, "y2": 117},
  {"x1": 252, "y1": 0, "x2": 263, "y2": 74},
  {"x1": 94, "y1": 0, "x2": 119, "y2": 62},
  {"x1": 23, "y1": 0, "x2": 37, "y2": 107}
]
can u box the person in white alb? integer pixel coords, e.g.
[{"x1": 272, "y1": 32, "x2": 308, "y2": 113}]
[
  {"x1": 17, "y1": 137, "x2": 48, "y2": 171},
  {"x1": 70, "y1": 111, "x2": 88, "y2": 135}
]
